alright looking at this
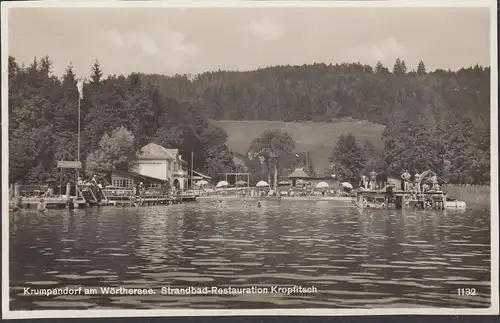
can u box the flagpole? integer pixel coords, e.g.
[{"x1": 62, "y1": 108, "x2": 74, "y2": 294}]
[
  {"x1": 191, "y1": 151, "x2": 194, "y2": 190},
  {"x1": 78, "y1": 95, "x2": 80, "y2": 163},
  {"x1": 76, "y1": 89, "x2": 80, "y2": 200},
  {"x1": 76, "y1": 79, "x2": 82, "y2": 201}
]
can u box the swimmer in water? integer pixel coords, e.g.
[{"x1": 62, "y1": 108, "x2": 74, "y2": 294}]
[
  {"x1": 10, "y1": 202, "x2": 19, "y2": 212},
  {"x1": 37, "y1": 199, "x2": 47, "y2": 212},
  {"x1": 257, "y1": 201, "x2": 261, "y2": 208}
]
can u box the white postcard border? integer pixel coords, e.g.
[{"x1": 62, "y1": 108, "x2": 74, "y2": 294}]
[{"x1": 1, "y1": 0, "x2": 498, "y2": 319}]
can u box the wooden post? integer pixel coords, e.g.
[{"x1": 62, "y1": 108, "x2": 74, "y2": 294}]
[
  {"x1": 395, "y1": 195, "x2": 402, "y2": 209},
  {"x1": 357, "y1": 192, "x2": 364, "y2": 208},
  {"x1": 191, "y1": 151, "x2": 194, "y2": 190},
  {"x1": 73, "y1": 186, "x2": 80, "y2": 208},
  {"x1": 273, "y1": 164, "x2": 278, "y2": 193},
  {"x1": 65, "y1": 183, "x2": 71, "y2": 199},
  {"x1": 59, "y1": 167, "x2": 63, "y2": 197},
  {"x1": 14, "y1": 183, "x2": 20, "y2": 198}
]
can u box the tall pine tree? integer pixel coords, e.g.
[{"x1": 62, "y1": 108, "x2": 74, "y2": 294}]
[
  {"x1": 417, "y1": 60, "x2": 427, "y2": 75},
  {"x1": 393, "y1": 58, "x2": 407, "y2": 75}
]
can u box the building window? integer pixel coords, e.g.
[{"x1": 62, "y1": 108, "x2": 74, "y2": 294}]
[
  {"x1": 112, "y1": 178, "x2": 133, "y2": 188},
  {"x1": 168, "y1": 161, "x2": 171, "y2": 171}
]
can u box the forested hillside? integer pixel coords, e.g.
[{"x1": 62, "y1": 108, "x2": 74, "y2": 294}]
[
  {"x1": 140, "y1": 60, "x2": 491, "y2": 184},
  {"x1": 139, "y1": 60, "x2": 489, "y2": 126}
]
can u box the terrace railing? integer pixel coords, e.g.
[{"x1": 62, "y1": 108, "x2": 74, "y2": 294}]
[
  {"x1": 101, "y1": 187, "x2": 171, "y2": 198},
  {"x1": 19, "y1": 185, "x2": 49, "y2": 198}
]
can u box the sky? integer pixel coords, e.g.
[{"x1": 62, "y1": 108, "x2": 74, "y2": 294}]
[{"x1": 7, "y1": 5, "x2": 491, "y2": 78}]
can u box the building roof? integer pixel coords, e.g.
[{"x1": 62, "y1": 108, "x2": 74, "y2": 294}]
[
  {"x1": 137, "y1": 143, "x2": 179, "y2": 161},
  {"x1": 111, "y1": 170, "x2": 166, "y2": 183},
  {"x1": 287, "y1": 168, "x2": 311, "y2": 178},
  {"x1": 192, "y1": 170, "x2": 212, "y2": 179}
]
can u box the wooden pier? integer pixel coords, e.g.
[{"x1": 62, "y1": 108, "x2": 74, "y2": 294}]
[
  {"x1": 9, "y1": 183, "x2": 198, "y2": 211},
  {"x1": 355, "y1": 189, "x2": 460, "y2": 210}
]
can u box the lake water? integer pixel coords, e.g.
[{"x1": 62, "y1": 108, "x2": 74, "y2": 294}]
[{"x1": 9, "y1": 200, "x2": 491, "y2": 310}]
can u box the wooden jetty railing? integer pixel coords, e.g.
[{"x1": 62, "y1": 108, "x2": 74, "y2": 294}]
[{"x1": 100, "y1": 187, "x2": 193, "y2": 206}]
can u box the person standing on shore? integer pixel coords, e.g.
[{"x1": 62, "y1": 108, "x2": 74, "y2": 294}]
[
  {"x1": 369, "y1": 170, "x2": 377, "y2": 190},
  {"x1": 401, "y1": 170, "x2": 411, "y2": 191},
  {"x1": 430, "y1": 172, "x2": 440, "y2": 190},
  {"x1": 359, "y1": 174, "x2": 368, "y2": 190},
  {"x1": 414, "y1": 171, "x2": 421, "y2": 193}
]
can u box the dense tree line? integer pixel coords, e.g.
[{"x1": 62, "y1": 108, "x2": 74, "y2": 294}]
[
  {"x1": 140, "y1": 59, "x2": 490, "y2": 184},
  {"x1": 9, "y1": 55, "x2": 490, "y2": 185},
  {"x1": 8, "y1": 55, "x2": 238, "y2": 184}
]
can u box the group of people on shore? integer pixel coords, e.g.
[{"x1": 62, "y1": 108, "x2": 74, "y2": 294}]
[
  {"x1": 359, "y1": 170, "x2": 379, "y2": 190},
  {"x1": 400, "y1": 170, "x2": 441, "y2": 193},
  {"x1": 357, "y1": 169, "x2": 442, "y2": 193}
]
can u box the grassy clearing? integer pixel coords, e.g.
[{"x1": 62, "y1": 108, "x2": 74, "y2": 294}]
[
  {"x1": 211, "y1": 119, "x2": 385, "y2": 173},
  {"x1": 444, "y1": 185, "x2": 490, "y2": 205}
]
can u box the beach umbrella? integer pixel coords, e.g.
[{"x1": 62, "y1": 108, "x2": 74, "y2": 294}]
[
  {"x1": 341, "y1": 182, "x2": 353, "y2": 189},
  {"x1": 235, "y1": 180, "x2": 247, "y2": 186},
  {"x1": 256, "y1": 180, "x2": 269, "y2": 187},
  {"x1": 195, "y1": 180, "x2": 209, "y2": 186},
  {"x1": 341, "y1": 182, "x2": 353, "y2": 188},
  {"x1": 315, "y1": 181, "x2": 329, "y2": 189},
  {"x1": 216, "y1": 181, "x2": 229, "y2": 188}
]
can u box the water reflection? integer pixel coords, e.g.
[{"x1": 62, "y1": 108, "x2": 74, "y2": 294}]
[{"x1": 9, "y1": 201, "x2": 491, "y2": 310}]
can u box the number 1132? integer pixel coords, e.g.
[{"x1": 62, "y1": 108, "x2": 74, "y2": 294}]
[{"x1": 457, "y1": 288, "x2": 476, "y2": 296}]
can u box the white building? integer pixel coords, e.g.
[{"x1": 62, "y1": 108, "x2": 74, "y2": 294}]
[{"x1": 132, "y1": 143, "x2": 188, "y2": 190}]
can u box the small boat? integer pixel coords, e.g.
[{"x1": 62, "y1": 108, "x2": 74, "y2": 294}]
[
  {"x1": 444, "y1": 195, "x2": 466, "y2": 209},
  {"x1": 445, "y1": 200, "x2": 467, "y2": 209}
]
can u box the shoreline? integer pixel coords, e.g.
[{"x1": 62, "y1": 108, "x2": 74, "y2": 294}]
[{"x1": 196, "y1": 195, "x2": 354, "y2": 202}]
